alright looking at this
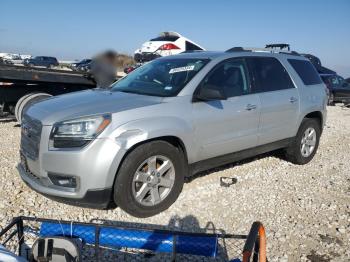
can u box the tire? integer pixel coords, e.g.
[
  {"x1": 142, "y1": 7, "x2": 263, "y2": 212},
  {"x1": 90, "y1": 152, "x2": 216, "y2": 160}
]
[
  {"x1": 16, "y1": 93, "x2": 52, "y2": 124},
  {"x1": 114, "y1": 140, "x2": 185, "y2": 218},
  {"x1": 328, "y1": 93, "x2": 335, "y2": 106},
  {"x1": 285, "y1": 118, "x2": 321, "y2": 165},
  {"x1": 15, "y1": 93, "x2": 34, "y2": 122}
]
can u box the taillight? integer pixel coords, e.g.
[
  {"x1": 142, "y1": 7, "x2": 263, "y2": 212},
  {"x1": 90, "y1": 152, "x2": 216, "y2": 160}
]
[
  {"x1": 127, "y1": 67, "x2": 135, "y2": 74},
  {"x1": 158, "y1": 43, "x2": 180, "y2": 50}
]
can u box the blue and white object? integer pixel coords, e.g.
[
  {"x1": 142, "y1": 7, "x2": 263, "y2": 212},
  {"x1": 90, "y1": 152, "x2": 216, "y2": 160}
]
[{"x1": 40, "y1": 222, "x2": 218, "y2": 257}]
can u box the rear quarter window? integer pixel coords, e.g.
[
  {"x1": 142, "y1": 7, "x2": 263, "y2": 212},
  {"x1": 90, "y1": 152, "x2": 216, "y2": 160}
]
[
  {"x1": 288, "y1": 59, "x2": 322, "y2": 85},
  {"x1": 185, "y1": 41, "x2": 203, "y2": 51}
]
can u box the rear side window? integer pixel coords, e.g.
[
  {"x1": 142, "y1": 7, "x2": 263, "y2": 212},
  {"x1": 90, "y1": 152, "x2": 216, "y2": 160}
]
[
  {"x1": 247, "y1": 57, "x2": 295, "y2": 93},
  {"x1": 185, "y1": 41, "x2": 203, "y2": 51},
  {"x1": 288, "y1": 59, "x2": 322, "y2": 85},
  {"x1": 331, "y1": 76, "x2": 340, "y2": 86}
]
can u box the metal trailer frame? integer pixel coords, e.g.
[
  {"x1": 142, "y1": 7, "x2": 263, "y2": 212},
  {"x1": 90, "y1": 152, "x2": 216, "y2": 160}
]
[
  {"x1": 0, "y1": 64, "x2": 96, "y2": 117},
  {"x1": 0, "y1": 216, "x2": 267, "y2": 262}
]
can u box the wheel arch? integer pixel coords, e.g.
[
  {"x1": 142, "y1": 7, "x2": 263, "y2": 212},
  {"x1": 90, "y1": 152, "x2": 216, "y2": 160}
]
[
  {"x1": 110, "y1": 135, "x2": 189, "y2": 204},
  {"x1": 302, "y1": 111, "x2": 324, "y2": 133},
  {"x1": 123, "y1": 135, "x2": 189, "y2": 164}
]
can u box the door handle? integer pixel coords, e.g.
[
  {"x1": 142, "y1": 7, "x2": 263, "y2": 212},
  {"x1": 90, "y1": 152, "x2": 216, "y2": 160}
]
[
  {"x1": 246, "y1": 104, "x2": 257, "y2": 111},
  {"x1": 290, "y1": 97, "x2": 298, "y2": 103}
]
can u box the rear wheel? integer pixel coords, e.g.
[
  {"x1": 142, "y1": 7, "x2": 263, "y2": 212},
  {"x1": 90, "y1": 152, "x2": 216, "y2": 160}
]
[
  {"x1": 16, "y1": 93, "x2": 52, "y2": 123},
  {"x1": 285, "y1": 118, "x2": 321, "y2": 165},
  {"x1": 327, "y1": 92, "x2": 335, "y2": 106},
  {"x1": 114, "y1": 140, "x2": 185, "y2": 218}
]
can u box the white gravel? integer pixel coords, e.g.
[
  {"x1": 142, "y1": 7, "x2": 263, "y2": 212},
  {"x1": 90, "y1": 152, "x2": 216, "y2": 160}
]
[{"x1": 0, "y1": 105, "x2": 349, "y2": 261}]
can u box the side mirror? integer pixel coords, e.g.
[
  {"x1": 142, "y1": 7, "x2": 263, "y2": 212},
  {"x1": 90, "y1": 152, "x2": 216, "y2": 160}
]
[
  {"x1": 193, "y1": 83, "x2": 227, "y2": 102},
  {"x1": 342, "y1": 82, "x2": 349, "y2": 88}
]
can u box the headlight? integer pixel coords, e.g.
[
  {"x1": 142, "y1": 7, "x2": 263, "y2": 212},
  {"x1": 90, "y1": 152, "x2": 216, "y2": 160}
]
[{"x1": 49, "y1": 114, "x2": 111, "y2": 149}]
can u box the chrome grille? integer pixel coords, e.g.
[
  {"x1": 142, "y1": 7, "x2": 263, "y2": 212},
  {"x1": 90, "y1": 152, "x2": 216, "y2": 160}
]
[{"x1": 21, "y1": 114, "x2": 42, "y2": 160}]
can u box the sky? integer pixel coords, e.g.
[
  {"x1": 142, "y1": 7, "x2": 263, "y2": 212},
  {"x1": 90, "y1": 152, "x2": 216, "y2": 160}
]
[{"x1": 1, "y1": 0, "x2": 350, "y2": 76}]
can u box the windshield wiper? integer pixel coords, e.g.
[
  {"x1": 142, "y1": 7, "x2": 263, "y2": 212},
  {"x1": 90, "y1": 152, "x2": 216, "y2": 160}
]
[
  {"x1": 117, "y1": 89, "x2": 165, "y2": 97},
  {"x1": 118, "y1": 89, "x2": 145, "y2": 95}
]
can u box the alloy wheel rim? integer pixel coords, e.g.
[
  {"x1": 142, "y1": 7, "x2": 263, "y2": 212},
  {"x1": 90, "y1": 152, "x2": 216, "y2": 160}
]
[
  {"x1": 300, "y1": 127, "x2": 317, "y2": 157},
  {"x1": 132, "y1": 155, "x2": 175, "y2": 206}
]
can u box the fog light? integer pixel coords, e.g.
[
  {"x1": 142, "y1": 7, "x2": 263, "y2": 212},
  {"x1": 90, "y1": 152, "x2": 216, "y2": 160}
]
[{"x1": 48, "y1": 173, "x2": 77, "y2": 189}]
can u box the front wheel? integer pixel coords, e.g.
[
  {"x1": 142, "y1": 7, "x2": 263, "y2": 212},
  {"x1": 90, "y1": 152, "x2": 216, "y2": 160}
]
[
  {"x1": 114, "y1": 141, "x2": 185, "y2": 218},
  {"x1": 285, "y1": 118, "x2": 321, "y2": 165}
]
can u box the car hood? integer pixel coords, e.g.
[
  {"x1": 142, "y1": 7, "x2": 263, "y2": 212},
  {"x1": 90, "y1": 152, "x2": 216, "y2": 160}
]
[{"x1": 25, "y1": 89, "x2": 163, "y2": 125}]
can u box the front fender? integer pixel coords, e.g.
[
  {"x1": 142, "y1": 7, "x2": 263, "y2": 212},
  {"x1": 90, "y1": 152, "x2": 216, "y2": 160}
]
[{"x1": 109, "y1": 116, "x2": 195, "y2": 162}]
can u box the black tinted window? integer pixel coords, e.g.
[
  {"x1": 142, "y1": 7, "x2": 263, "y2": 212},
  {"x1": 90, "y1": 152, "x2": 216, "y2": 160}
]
[
  {"x1": 150, "y1": 36, "x2": 179, "y2": 42},
  {"x1": 288, "y1": 59, "x2": 322, "y2": 85},
  {"x1": 321, "y1": 75, "x2": 330, "y2": 83},
  {"x1": 247, "y1": 57, "x2": 295, "y2": 93},
  {"x1": 202, "y1": 59, "x2": 250, "y2": 98},
  {"x1": 185, "y1": 41, "x2": 203, "y2": 51}
]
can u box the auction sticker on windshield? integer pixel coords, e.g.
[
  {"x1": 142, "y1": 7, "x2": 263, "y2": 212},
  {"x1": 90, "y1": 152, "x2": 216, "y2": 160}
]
[{"x1": 169, "y1": 65, "x2": 195, "y2": 74}]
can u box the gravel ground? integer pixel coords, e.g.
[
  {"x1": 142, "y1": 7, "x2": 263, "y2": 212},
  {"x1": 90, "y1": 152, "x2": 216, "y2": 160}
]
[{"x1": 0, "y1": 105, "x2": 349, "y2": 261}]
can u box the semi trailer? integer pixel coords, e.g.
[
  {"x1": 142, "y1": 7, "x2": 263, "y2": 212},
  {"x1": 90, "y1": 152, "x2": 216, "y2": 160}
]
[{"x1": 0, "y1": 64, "x2": 96, "y2": 123}]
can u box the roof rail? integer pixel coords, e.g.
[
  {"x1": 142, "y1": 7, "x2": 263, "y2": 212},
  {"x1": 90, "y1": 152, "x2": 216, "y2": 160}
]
[
  {"x1": 225, "y1": 47, "x2": 249, "y2": 52},
  {"x1": 225, "y1": 46, "x2": 300, "y2": 56},
  {"x1": 279, "y1": 51, "x2": 300, "y2": 56}
]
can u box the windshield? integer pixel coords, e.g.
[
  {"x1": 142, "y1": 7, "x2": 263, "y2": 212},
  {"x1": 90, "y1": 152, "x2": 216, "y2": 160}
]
[{"x1": 111, "y1": 58, "x2": 209, "y2": 97}]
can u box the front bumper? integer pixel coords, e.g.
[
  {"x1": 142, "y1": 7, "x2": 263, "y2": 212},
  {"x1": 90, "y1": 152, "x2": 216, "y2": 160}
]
[
  {"x1": 134, "y1": 52, "x2": 161, "y2": 63},
  {"x1": 19, "y1": 127, "x2": 126, "y2": 208},
  {"x1": 19, "y1": 164, "x2": 113, "y2": 209}
]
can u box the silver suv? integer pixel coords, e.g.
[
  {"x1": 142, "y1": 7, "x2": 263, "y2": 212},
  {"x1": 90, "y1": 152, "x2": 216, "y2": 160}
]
[{"x1": 19, "y1": 49, "x2": 327, "y2": 217}]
